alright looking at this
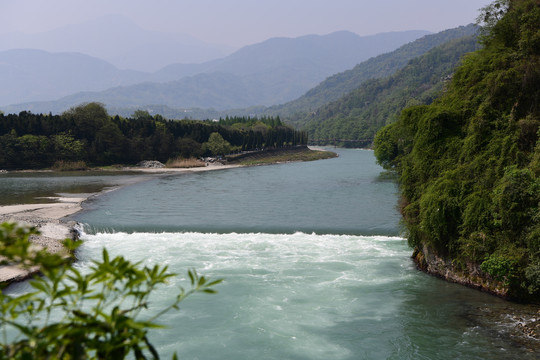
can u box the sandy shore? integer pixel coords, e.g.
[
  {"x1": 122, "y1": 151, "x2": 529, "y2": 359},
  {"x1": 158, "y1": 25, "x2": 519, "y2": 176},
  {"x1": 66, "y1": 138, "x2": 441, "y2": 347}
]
[
  {"x1": 0, "y1": 196, "x2": 84, "y2": 283},
  {"x1": 0, "y1": 163, "x2": 243, "y2": 283}
]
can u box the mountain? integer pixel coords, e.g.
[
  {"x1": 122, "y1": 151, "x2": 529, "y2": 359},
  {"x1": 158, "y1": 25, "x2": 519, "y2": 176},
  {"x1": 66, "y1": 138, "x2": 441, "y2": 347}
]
[
  {"x1": 152, "y1": 30, "x2": 431, "y2": 81},
  {"x1": 11, "y1": 73, "x2": 260, "y2": 114},
  {"x1": 110, "y1": 25, "x2": 477, "y2": 122},
  {"x1": 0, "y1": 49, "x2": 150, "y2": 106},
  {"x1": 2, "y1": 30, "x2": 431, "y2": 114},
  {"x1": 0, "y1": 14, "x2": 232, "y2": 72},
  {"x1": 301, "y1": 34, "x2": 480, "y2": 146},
  {"x1": 265, "y1": 24, "x2": 479, "y2": 122}
]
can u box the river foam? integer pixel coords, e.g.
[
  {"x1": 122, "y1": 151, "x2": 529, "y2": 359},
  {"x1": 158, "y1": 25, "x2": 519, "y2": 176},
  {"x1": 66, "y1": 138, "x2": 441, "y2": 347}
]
[{"x1": 76, "y1": 231, "x2": 416, "y2": 359}]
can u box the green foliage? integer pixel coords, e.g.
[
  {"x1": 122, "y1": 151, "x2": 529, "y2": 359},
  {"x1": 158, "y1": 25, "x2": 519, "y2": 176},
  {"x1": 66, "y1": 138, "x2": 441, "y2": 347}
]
[
  {"x1": 476, "y1": 0, "x2": 510, "y2": 40},
  {"x1": 132, "y1": 110, "x2": 154, "y2": 121},
  {"x1": 0, "y1": 222, "x2": 221, "y2": 359},
  {"x1": 0, "y1": 108, "x2": 305, "y2": 169},
  {"x1": 374, "y1": 0, "x2": 540, "y2": 300},
  {"x1": 373, "y1": 123, "x2": 399, "y2": 169},
  {"x1": 480, "y1": 245, "x2": 525, "y2": 286},
  {"x1": 492, "y1": 166, "x2": 539, "y2": 233},
  {"x1": 202, "y1": 132, "x2": 232, "y2": 156}
]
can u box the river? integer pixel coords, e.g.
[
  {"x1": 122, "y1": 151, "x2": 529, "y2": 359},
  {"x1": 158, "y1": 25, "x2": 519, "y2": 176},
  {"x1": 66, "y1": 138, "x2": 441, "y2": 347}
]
[{"x1": 5, "y1": 149, "x2": 539, "y2": 359}]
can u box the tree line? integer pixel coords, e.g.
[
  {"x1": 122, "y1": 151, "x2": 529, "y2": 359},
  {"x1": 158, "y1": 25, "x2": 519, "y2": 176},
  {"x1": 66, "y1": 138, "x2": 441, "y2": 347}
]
[{"x1": 0, "y1": 103, "x2": 307, "y2": 169}]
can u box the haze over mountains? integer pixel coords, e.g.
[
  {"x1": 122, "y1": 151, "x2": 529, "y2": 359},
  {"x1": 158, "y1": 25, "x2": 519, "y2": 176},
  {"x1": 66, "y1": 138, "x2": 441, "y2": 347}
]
[
  {"x1": 0, "y1": 22, "x2": 430, "y2": 113},
  {"x1": 0, "y1": 14, "x2": 232, "y2": 72}
]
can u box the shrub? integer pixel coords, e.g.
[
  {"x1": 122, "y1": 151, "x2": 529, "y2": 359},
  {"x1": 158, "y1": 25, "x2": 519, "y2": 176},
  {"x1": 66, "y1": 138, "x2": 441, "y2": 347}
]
[{"x1": 0, "y1": 222, "x2": 221, "y2": 359}]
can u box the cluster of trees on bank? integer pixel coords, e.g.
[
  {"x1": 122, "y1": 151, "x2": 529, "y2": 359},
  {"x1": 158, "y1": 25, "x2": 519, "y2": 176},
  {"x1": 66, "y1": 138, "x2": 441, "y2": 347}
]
[
  {"x1": 0, "y1": 103, "x2": 307, "y2": 169},
  {"x1": 374, "y1": 0, "x2": 539, "y2": 301}
]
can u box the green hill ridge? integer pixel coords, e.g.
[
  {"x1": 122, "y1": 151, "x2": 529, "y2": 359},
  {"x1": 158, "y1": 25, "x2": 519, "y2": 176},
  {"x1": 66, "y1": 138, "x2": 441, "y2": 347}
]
[
  {"x1": 269, "y1": 24, "x2": 478, "y2": 123},
  {"x1": 301, "y1": 34, "x2": 480, "y2": 146}
]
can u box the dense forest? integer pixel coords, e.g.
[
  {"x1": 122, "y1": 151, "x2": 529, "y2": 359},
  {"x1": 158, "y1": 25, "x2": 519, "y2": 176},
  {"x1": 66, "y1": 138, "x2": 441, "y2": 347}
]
[
  {"x1": 374, "y1": 0, "x2": 540, "y2": 301},
  {"x1": 301, "y1": 34, "x2": 480, "y2": 147},
  {"x1": 0, "y1": 103, "x2": 307, "y2": 169}
]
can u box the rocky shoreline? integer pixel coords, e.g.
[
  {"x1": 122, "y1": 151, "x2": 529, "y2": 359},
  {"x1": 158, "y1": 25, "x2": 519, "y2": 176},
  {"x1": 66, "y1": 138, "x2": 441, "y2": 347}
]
[{"x1": 413, "y1": 245, "x2": 540, "y2": 344}]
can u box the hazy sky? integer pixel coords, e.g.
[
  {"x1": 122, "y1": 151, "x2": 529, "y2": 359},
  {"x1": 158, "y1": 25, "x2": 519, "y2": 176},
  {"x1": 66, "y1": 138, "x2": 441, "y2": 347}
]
[{"x1": 1, "y1": 0, "x2": 493, "y2": 48}]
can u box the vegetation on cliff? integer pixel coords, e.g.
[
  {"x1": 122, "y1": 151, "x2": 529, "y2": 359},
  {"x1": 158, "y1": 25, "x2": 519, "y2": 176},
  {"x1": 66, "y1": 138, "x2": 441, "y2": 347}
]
[{"x1": 374, "y1": 0, "x2": 540, "y2": 301}]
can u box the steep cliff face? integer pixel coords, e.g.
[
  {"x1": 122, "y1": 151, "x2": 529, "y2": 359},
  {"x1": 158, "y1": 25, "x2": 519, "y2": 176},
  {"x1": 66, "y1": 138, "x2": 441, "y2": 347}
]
[
  {"x1": 374, "y1": 0, "x2": 540, "y2": 301},
  {"x1": 412, "y1": 245, "x2": 509, "y2": 298}
]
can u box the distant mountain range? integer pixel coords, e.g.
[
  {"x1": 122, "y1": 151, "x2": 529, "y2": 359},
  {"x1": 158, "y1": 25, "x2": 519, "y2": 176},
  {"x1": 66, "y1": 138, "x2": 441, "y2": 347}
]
[
  {"x1": 95, "y1": 24, "x2": 479, "y2": 122},
  {"x1": 0, "y1": 14, "x2": 232, "y2": 72},
  {"x1": 1, "y1": 29, "x2": 430, "y2": 112},
  {"x1": 0, "y1": 50, "x2": 148, "y2": 105},
  {"x1": 264, "y1": 25, "x2": 479, "y2": 122}
]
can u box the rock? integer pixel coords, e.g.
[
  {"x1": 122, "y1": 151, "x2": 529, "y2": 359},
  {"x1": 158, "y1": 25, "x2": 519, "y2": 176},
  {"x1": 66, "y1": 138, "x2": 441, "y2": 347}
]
[
  {"x1": 413, "y1": 244, "x2": 510, "y2": 298},
  {"x1": 136, "y1": 160, "x2": 165, "y2": 168}
]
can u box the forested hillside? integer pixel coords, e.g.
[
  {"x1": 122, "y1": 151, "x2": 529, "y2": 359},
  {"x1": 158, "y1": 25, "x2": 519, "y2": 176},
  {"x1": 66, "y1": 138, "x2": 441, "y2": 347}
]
[
  {"x1": 267, "y1": 24, "x2": 478, "y2": 123},
  {"x1": 374, "y1": 0, "x2": 540, "y2": 301},
  {"x1": 0, "y1": 103, "x2": 306, "y2": 169},
  {"x1": 302, "y1": 34, "x2": 480, "y2": 146}
]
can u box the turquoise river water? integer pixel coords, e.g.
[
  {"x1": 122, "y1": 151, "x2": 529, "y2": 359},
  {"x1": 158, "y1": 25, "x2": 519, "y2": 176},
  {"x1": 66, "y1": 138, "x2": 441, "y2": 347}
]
[{"x1": 4, "y1": 149, "x2": 539, "y2": 359}]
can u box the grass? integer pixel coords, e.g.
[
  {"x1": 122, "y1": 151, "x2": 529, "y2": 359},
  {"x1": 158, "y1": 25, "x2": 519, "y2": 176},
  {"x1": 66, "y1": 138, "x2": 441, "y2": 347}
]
[
  {"x1": 52, "y1": 160, "x2": 88, "y2": 171},
  {"x1": 227, "y1": 147, "x2": 337, "y2": 166},
  {"x1": 165, "y1": 157, "x2": 206, "y2": 168}
]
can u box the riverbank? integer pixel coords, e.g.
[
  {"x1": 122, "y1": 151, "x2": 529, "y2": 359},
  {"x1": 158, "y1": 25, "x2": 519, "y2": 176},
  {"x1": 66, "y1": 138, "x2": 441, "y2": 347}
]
[
  {"x1": 0, "y1": 161, "x2": 247, "y2": 283},
  {"x1": 0, "y1": 145, "x2": 338, "y2": 283},
  {"x1": 0, "y1": 196, "x2": 83, "y2": 282}
]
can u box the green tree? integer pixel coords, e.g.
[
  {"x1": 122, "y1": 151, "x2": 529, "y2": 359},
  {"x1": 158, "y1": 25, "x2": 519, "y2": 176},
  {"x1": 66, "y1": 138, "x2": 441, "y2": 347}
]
[
  {"x1": 176, "y1": 137, "x2": 203, "y2": 159},
  {"x1": 93, "y1": 121, "x2": 126, "y2": 164},
  {"x1": 202, "y1": 132, "x2": 231, "y2": 156},
  {"x1": 53, "y1": 132, "x2": 84, "y2": 161},
  {"x1": 0, "y1": 222, "x2": 221, "y2": 359},
  {"x1": 132, "y1": 110, "x2": 154, "y2": 121},
  {"x1": 63, "y1": 102, "x2": 109, "y2": 142}
]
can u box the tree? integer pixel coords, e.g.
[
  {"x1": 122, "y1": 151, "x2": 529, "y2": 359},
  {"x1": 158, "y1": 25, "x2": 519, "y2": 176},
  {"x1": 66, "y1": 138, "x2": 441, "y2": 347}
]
[
  {"x1": 176, "y1": 137, "x2": 203, "y2": 158},
  {"x1": 202, "y1": 132, "x2": 231, "y2": 156},
  {"x1": 0, "y1": 222, "x2": 221, "y2": 359},
  {"x1": 132, "y1": 110, "x2": 153, "y2": 121},
  {"x1": 93, "y1": 122, "x2": 126, "y2": 164},
  {"x1": 53, "y1": 132, "x2": 84, "y2": 161},
  {"x1": 62, "y1": 102, "x2": 109, "y2": 142}
]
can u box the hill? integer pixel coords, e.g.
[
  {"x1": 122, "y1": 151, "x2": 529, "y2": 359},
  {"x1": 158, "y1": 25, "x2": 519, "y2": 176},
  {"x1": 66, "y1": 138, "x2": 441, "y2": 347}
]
[
  {"x1": 152, "y1": 30, "x2": 431, "y2": 82},
  {"x1": 374, "y1": 0, "x2": 540, "y2": 301},
  {"x1": 301, "y1": 34, "x2": 480, "y2": 146},
  {"x1": 268, "y1": 24, "x2": 479, "y2": 123}
]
